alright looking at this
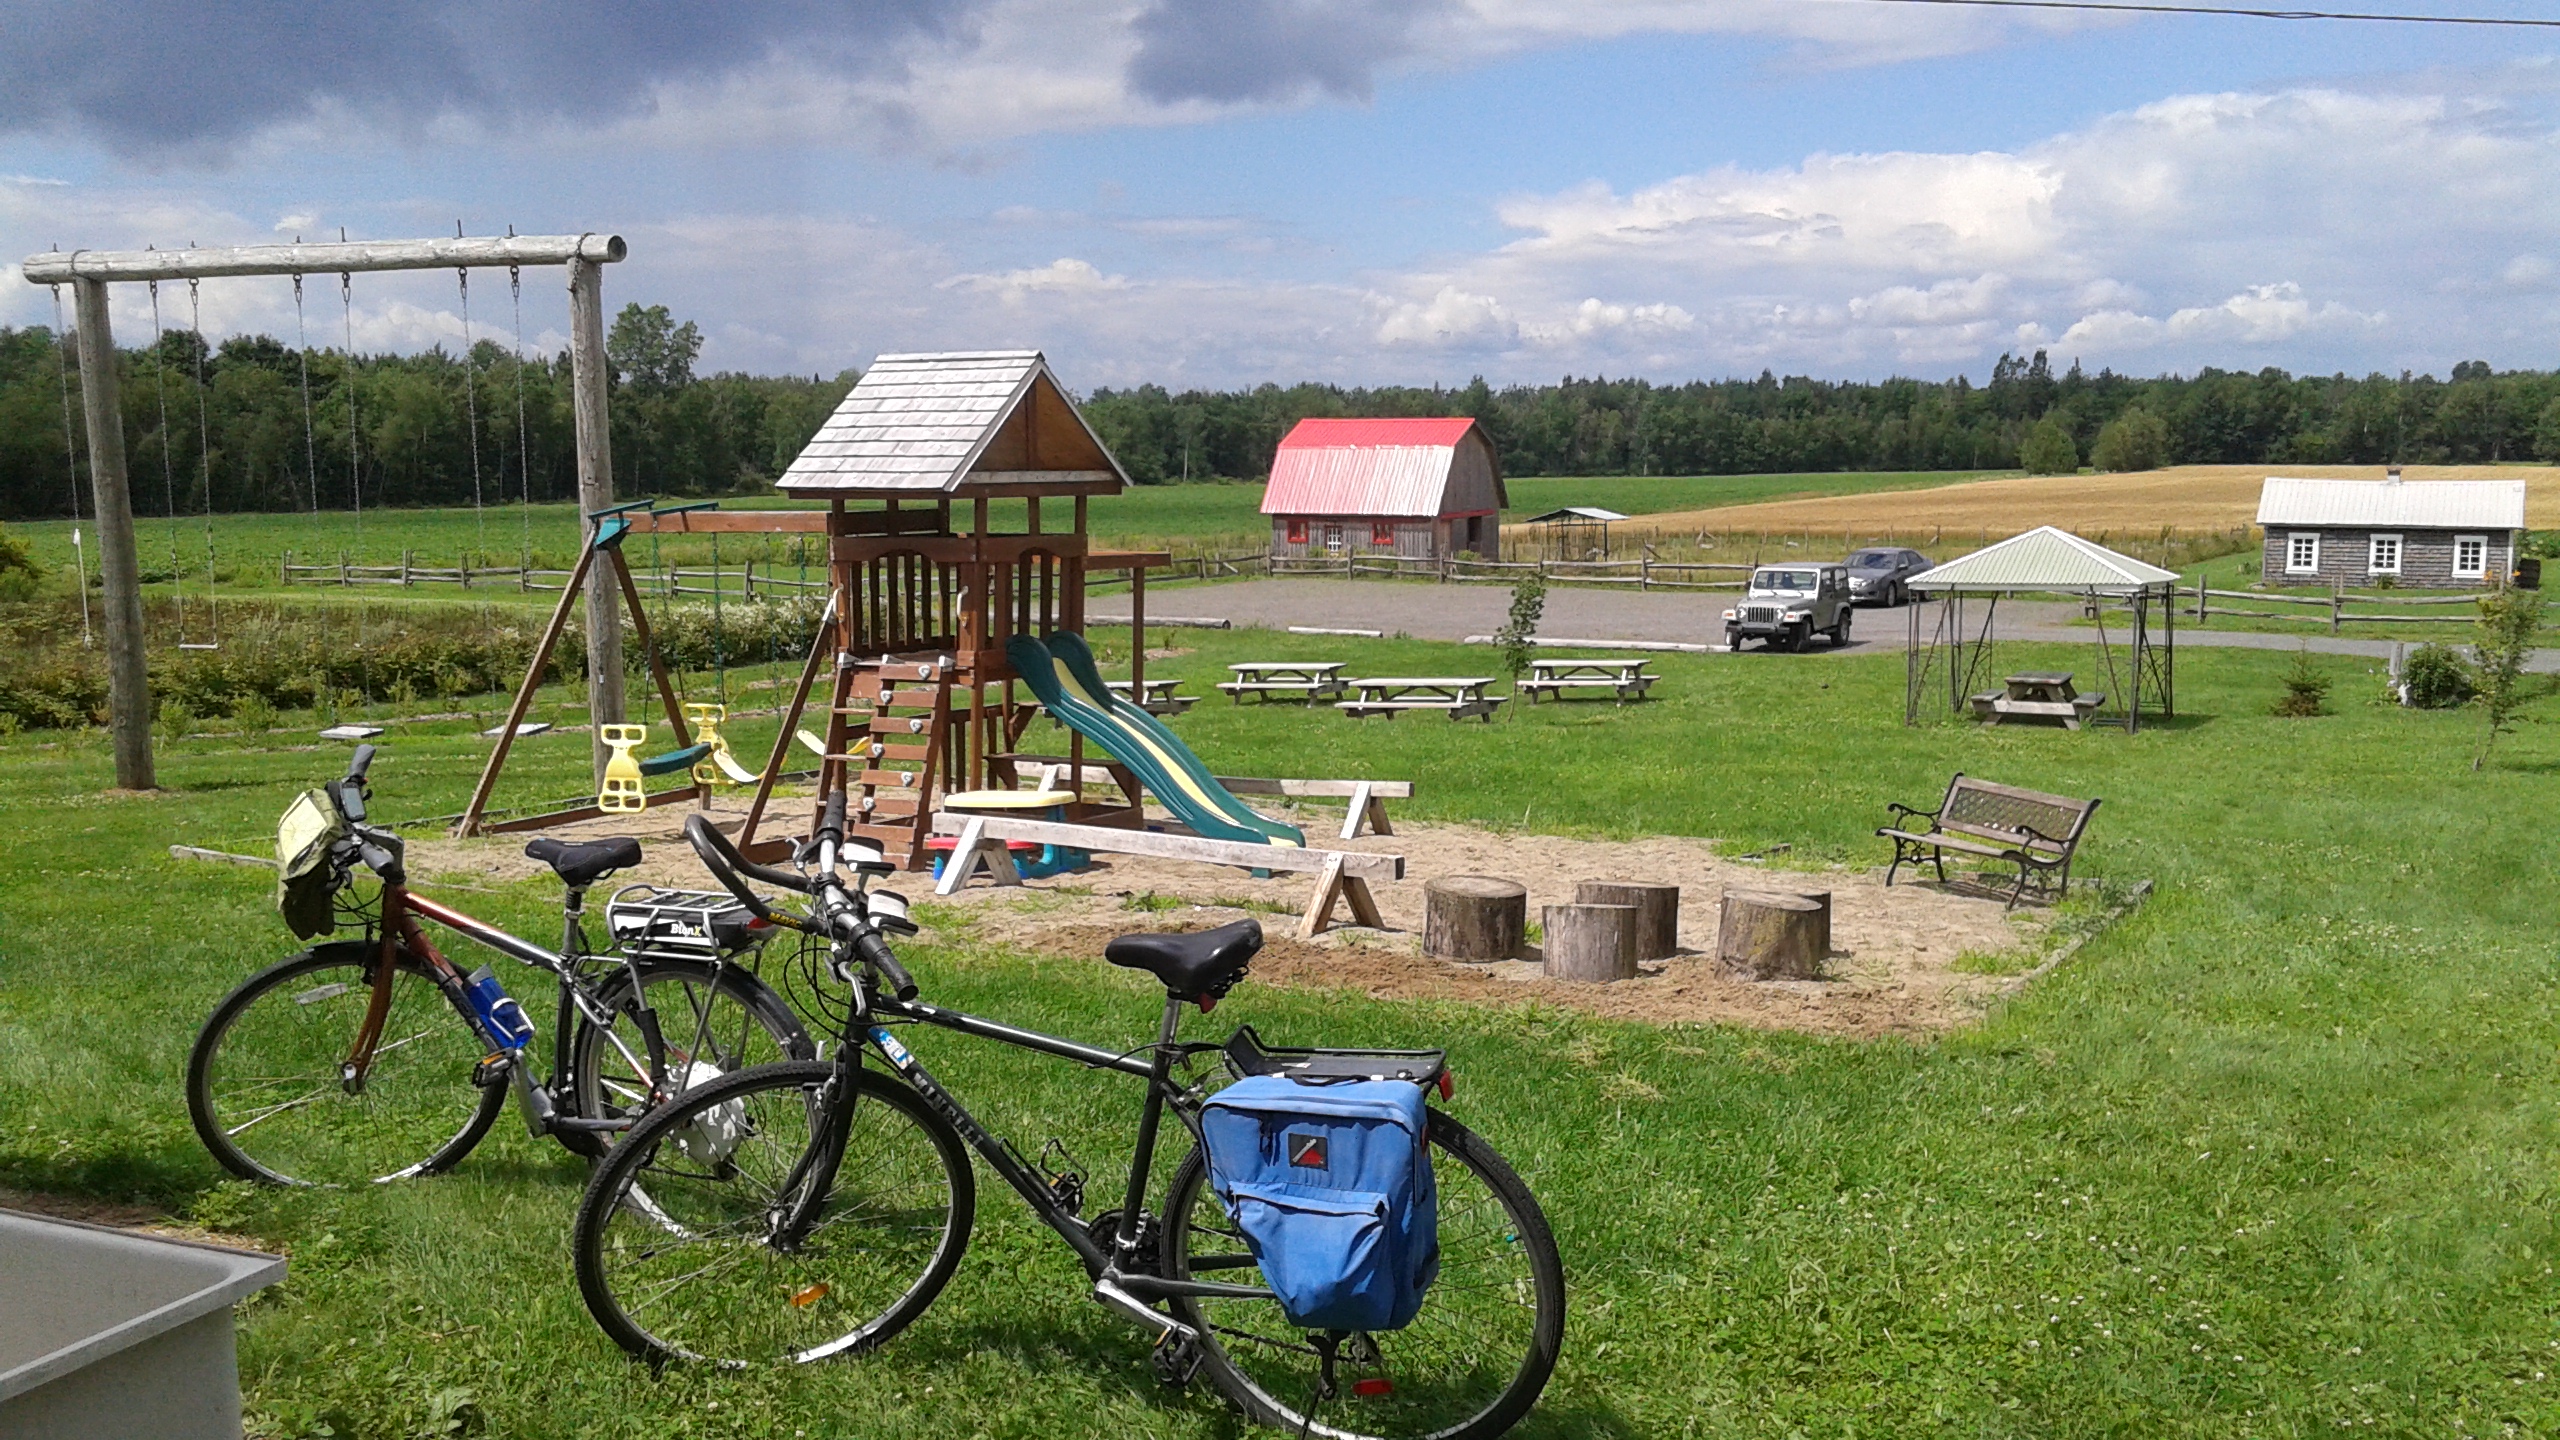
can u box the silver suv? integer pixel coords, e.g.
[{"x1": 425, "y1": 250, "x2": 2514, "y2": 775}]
[{"x1": 1724, "y1": 563, "x2": 1852, "y2": 651}]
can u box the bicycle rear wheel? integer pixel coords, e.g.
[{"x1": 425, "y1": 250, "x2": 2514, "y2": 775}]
[
  {"x1": 187, "y1": 943, "x2": 504, "y2": 1187},
  {"x1": 561, "y1": 959, "x2": 812, "y2": 1158},
  {"x1": 1161, "y1": 1108, "x2": 1565, "y2": 1440},
  {"x1": 573, "y1": 1060, "x2": 975, "y2": 1366}
]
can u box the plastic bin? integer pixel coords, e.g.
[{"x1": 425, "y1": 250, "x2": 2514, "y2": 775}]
[{"x1": 0, "y1": 1208, "x2": 286, "y2": 1439}]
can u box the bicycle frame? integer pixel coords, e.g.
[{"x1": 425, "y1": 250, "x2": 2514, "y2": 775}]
[
  {"x1": 342, "y1": 877, "x2": 672, "y2": 1142},
  {"x1": 852, "y1": 989, "x2": 1274, "y2": 1310}
]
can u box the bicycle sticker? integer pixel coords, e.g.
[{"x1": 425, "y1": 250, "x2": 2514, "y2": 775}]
[{"x1": 869, "y1": 1026, "x2": 915, "y2": 1068}]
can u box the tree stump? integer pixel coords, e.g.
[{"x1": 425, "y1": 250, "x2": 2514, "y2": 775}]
[
  {"x1": 1424, "y1": 876, "x2": 1527, "y2": 961},
  {"x1": 1716, "y1": 890, "x2": 1831, "y2": 980},
  {"x1": 1542, "y1": 903, "x2": 1637, "y2": 983},
  {"x1": 1573, "y1": 881, "x2": 1680, "y2": 960}
]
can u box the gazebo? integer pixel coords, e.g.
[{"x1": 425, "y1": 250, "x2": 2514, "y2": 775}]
[
  {"x1": 1521, "y1": 506, "x2": 1629, "y2": 561},
  {"x1": 1904, "y1": 526, "x2": 2179, "y2": 733}
]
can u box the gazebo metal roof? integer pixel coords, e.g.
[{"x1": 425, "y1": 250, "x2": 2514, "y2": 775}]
[{"x1": 1909, "y1": 526, "x2": 2179, "y2": 594}]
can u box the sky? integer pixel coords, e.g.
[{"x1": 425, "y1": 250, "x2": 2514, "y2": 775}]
[{"x1": 2, "y1": 0, "x2": 2556, "y2": 391}]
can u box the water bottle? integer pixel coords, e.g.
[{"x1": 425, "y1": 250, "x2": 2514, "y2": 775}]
[{"x1": 464, "y1": 966, "x2": 536, "y2": 1052}]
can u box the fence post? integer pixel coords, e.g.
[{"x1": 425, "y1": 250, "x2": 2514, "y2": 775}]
[
  {"x1": 339, "y1": 554, "x2": 349, "y2": 586},
  {"x1": 2331, "y1": 582, "x2": 2342, "y2": 634},
  {"x1": 2194, "y1": 577, "x2": 2206, "y2": 620},
  {"x1": 401, "y1": 550, "x2": 413, "y2": 587},
  {"x1": 460, "y1": 555, "x2": 472, "y2": 589},
  {"x1": 281, "y1": 550, "x2": 291, "y2": 586}
]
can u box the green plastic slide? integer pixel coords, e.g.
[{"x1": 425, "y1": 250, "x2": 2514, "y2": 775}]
[{"x1": 1008, "y1": 632, "x2": 1304, "y2": 847}]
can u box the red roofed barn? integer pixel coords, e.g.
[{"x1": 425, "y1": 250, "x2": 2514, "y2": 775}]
[{"x1": 1261, "y1": 417, "x2": 1507, "y2": 561}]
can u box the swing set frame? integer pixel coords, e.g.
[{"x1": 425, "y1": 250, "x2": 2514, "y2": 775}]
[{"x1": 21, "y1": 233, "x2": 629, "y2": 792}]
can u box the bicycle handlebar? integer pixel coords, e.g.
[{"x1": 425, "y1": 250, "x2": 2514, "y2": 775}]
[
  {"x1": 333, "y1": 744, "x2": 377, "y2": 823},
  {"x1": 683, "y1": 815, "x2": 808, "y2": 927}
]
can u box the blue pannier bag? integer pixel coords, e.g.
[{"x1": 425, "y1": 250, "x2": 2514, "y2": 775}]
[{"x1": 1200, "y1": 1075, "x2": 1438, "y2": 1332}]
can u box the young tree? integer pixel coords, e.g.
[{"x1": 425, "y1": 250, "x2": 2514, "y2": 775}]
[
  {"x1": 2090, "y1": 406, "x2": 2169, "y2": 472},
  {"x1": 2471, "y1": 585, "x2": 2544, "y2": 770},
  {"x1": 2018, "y1": 417, "x2": 2080, "y2": 475},
  {"x1": 1495, "y1": 572, "x2": 1547, "y2": 698}
]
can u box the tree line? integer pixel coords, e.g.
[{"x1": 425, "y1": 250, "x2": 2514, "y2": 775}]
[
  {"x1": 0, "y1": 305, "x2": 851, "y2": 528},
  {"x1": 1083, "y1": 352, "x2": 2560, "y2": 483},
  {"x1": 7, "y1": 310, "x2": 2557, "y2": 524}
]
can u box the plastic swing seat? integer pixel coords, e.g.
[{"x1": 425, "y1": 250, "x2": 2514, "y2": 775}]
[
  {"x1": 599, "y1": 725, "x2": 710, "y2": 813},
  {"x1": 683, "y1": 704, "x2": 761, "y2": 787}
]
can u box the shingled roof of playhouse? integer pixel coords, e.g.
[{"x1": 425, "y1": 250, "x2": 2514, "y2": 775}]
[
  {"x1": 777, "y1": 350, "x2": 1130, "y2": 496},
  {"x1": 1260, "y1": 416, "x2": 1505, "y2": 518},
  {"x1": 1910, "y1": 526, "x2": 2180, "y2": 594}
]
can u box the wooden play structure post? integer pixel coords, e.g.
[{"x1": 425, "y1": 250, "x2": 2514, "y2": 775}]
[
  {"x1": 20, "y1": 234, "x2": 626, "y2": 790},
  {"x1": 69, "y1": 277, "x2": 151, "y2": 789},
  {"x1": 567, "y1": 255, "x2": 622, "y2": 783}
]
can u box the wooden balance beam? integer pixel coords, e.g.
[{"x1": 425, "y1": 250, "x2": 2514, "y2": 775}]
[
  {"x1": 928, "y1": 812, "x2": 1402, "y2": 938},
  {"x1": 1004, "y1": 762, "x2": 1411, "y2": 840}
]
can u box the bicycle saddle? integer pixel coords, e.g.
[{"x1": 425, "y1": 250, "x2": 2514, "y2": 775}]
[
  {"x1": 525, "y1": 836, "x2": 641, "y2": 887},
  {"x1": 1104, "y1": 918, "x2": 1263, "y2": 1005}
]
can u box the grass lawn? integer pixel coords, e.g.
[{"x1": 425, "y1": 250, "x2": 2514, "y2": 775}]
[
  {"x1": 4, "y1": 634, "x2": 2559, "y2": 1437},
  {"x1": 4, "y1": 471, "x2": 1997, "y2": 608}
]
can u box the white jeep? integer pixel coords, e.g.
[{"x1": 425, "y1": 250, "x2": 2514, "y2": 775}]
[{"x1": 1724, "y1": 564, "x2": 1853, "y2": 651}]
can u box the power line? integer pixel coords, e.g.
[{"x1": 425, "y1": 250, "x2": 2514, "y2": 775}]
[{"x1": 1857, "y1": 0, "x2": 2560, "y2": 27}]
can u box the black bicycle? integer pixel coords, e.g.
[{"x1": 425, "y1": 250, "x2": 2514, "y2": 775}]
[
  {"x1": 571, "y1": 794, "x2": 1566, "y2": 1440},
  {"x1": 187, "y1": 746, "x2": 812, "y2": 1187}
]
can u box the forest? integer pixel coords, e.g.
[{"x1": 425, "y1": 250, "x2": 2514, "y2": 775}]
[{"x1": 4, "y1": 309, "x2": 2555, "y2": 522}]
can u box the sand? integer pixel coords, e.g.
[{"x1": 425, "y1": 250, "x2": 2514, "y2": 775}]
[{"x1": 405, "y1": 799, "x2": 2056, "y2": 1040}]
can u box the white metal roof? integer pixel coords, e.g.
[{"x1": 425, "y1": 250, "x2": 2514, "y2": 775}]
[
  {"x1": 777, "y1": 350, "x2": 1127, "y2": 495},
  {"x1": 1908, "y1": 526, "x2": 2180, "y2": 594},
  {"x1": 2256, "y1": 477, "x2": 2525, "y2": 530},
  {"x1": 1522, "y1": 506, "x2": 1630, "y2": 524}
]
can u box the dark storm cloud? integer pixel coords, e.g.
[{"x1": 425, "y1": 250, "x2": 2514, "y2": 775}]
[
  {"x1": 0, "y1": 0, "x2": 972, "y2": 150},
  {"x1": 1127, "y1": 0, "x2": 1447, "y2": 106}
]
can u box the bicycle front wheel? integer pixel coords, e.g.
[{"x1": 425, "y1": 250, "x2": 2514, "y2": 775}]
[
  {"x1": 1162, "y1": 1107, "x2": 1565, "y2": 1440},
  {"x1": 187, "y1": 942, "x2": 505, "y2": 1187},
  {"x1": 573, "y1": 1060, "x2": 975, "y2": 1366}
]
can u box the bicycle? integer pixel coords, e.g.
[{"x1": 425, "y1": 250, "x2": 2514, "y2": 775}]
[
  {"x1": 571, "y1": 794, "x2": 1566, "y2": 1440},
  {"x1": 187, "y1": 745, "x2": 814, "y2": 1187}
]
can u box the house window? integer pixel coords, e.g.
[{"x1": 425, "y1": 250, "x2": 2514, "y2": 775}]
[
  {"x1": 2368, "y1": 533, "x2": 2402, "y2": 576},
  {"x1": 1371, "y1": 521, "x2": 1397, "y2": 546},
  {"x1": 2453, "y1": 534, "x2": 2488, "y2": 580},
  {"x1": 2286, "y1": 533, "x2": 2320, "y2": 574},
  {"x1": 1324, "y1": 524, "x2": 1345, "y2": 555},
  {"x1": 1285, "y1": 518, "x2": 1308, "y2": 545}
]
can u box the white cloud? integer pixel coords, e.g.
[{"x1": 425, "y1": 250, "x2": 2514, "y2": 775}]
[
  {"x1": 1375, "y1": 286, "x2": 1516, "y2": 347},
  {"x1": 2057, "y1": 282, "x2": 2381, "y2": 352},
  {"x1": 2505, "y1": 254, "x2": 2553, "y2": 287}
]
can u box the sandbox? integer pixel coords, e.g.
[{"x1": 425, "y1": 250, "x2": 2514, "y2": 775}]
[{"x1": 408, "y1": 795, "x2": 2058, "y2": 1039}]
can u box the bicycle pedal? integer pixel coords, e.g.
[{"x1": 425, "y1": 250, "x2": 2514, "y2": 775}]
[
  {"x1": 1151, "y1": 1331, "x2": 1205, "y2": 1389},
  {"x1": 471, "y1": 1052, "x2": 513, "y2": 1089}
]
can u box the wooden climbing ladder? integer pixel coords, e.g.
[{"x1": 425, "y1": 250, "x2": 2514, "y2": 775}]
[{"x1": 810, "y1": 654, "x2": 957, "y2": 869}]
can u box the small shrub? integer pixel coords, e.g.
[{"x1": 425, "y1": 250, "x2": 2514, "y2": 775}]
[
  {"x1": 2473, "y1": 586, "x2": 2545, "y2": 769},
  {"x1": 2271, "y1": 648, "x2": 2330, "y2": 717},
  {"x1": 2400, "y1": 643, "x2": 2474, "y2": 709},
  {"x1": 1495, "y1": 573, "x2": 1547, "y2": 696}
]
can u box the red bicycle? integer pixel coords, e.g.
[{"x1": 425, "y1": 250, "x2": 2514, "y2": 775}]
[{"x1": 186, "y1": 745, "x2": 812, "y2": 1187}]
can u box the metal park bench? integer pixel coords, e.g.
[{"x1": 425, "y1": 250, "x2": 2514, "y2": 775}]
[
  {"x1": 1876, "y1": 773, "x2": 2100, "y2": 908},
  {"x1": 1217, "y1": 662, "x2": 1352, "y2": 704},
  {"x1": 1517, "y1": 657, "x2": 1657, "y2": 705},
  {"x1": 1336, "y1": 677, "x2": 1506, "y2": 722}
]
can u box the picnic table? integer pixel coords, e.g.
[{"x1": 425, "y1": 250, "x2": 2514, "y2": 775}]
[
  {"x1": 1217, "y1": 661, "x2": 1352, "y2": 704},
  {"x1": 1969, "y1": 671, "x2": 2106, "y2": 730},
  {"x1": 1336, "y1": 677, "x2": 1507, "y2": 722},
  {"x1": 1106, "y1": 677, "x2": 1196, "y2": 716},
  {"x1": 1517, "y1": 657, "x2": 1657, "y2": 705}
]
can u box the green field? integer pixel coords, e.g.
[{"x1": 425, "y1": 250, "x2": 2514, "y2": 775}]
[
  {"x1": 3, "y1": 629, "x2": 2557, "y2": 1437},
  {"x1": 2, "y1": 471, "x2": 2003, "y2": 606}
]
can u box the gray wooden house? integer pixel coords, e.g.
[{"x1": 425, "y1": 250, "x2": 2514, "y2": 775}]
[
  {"x1": 2256, "y1": 473, "x2": 2525, "y2": 588},
  {"x1": 1261, "y1": 417, "x2": 1506, "y2": 560}
]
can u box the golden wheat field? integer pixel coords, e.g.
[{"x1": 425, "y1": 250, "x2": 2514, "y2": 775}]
[{"x1": 1623, "y1": 463, "x2": 2555, "y2": 543}]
